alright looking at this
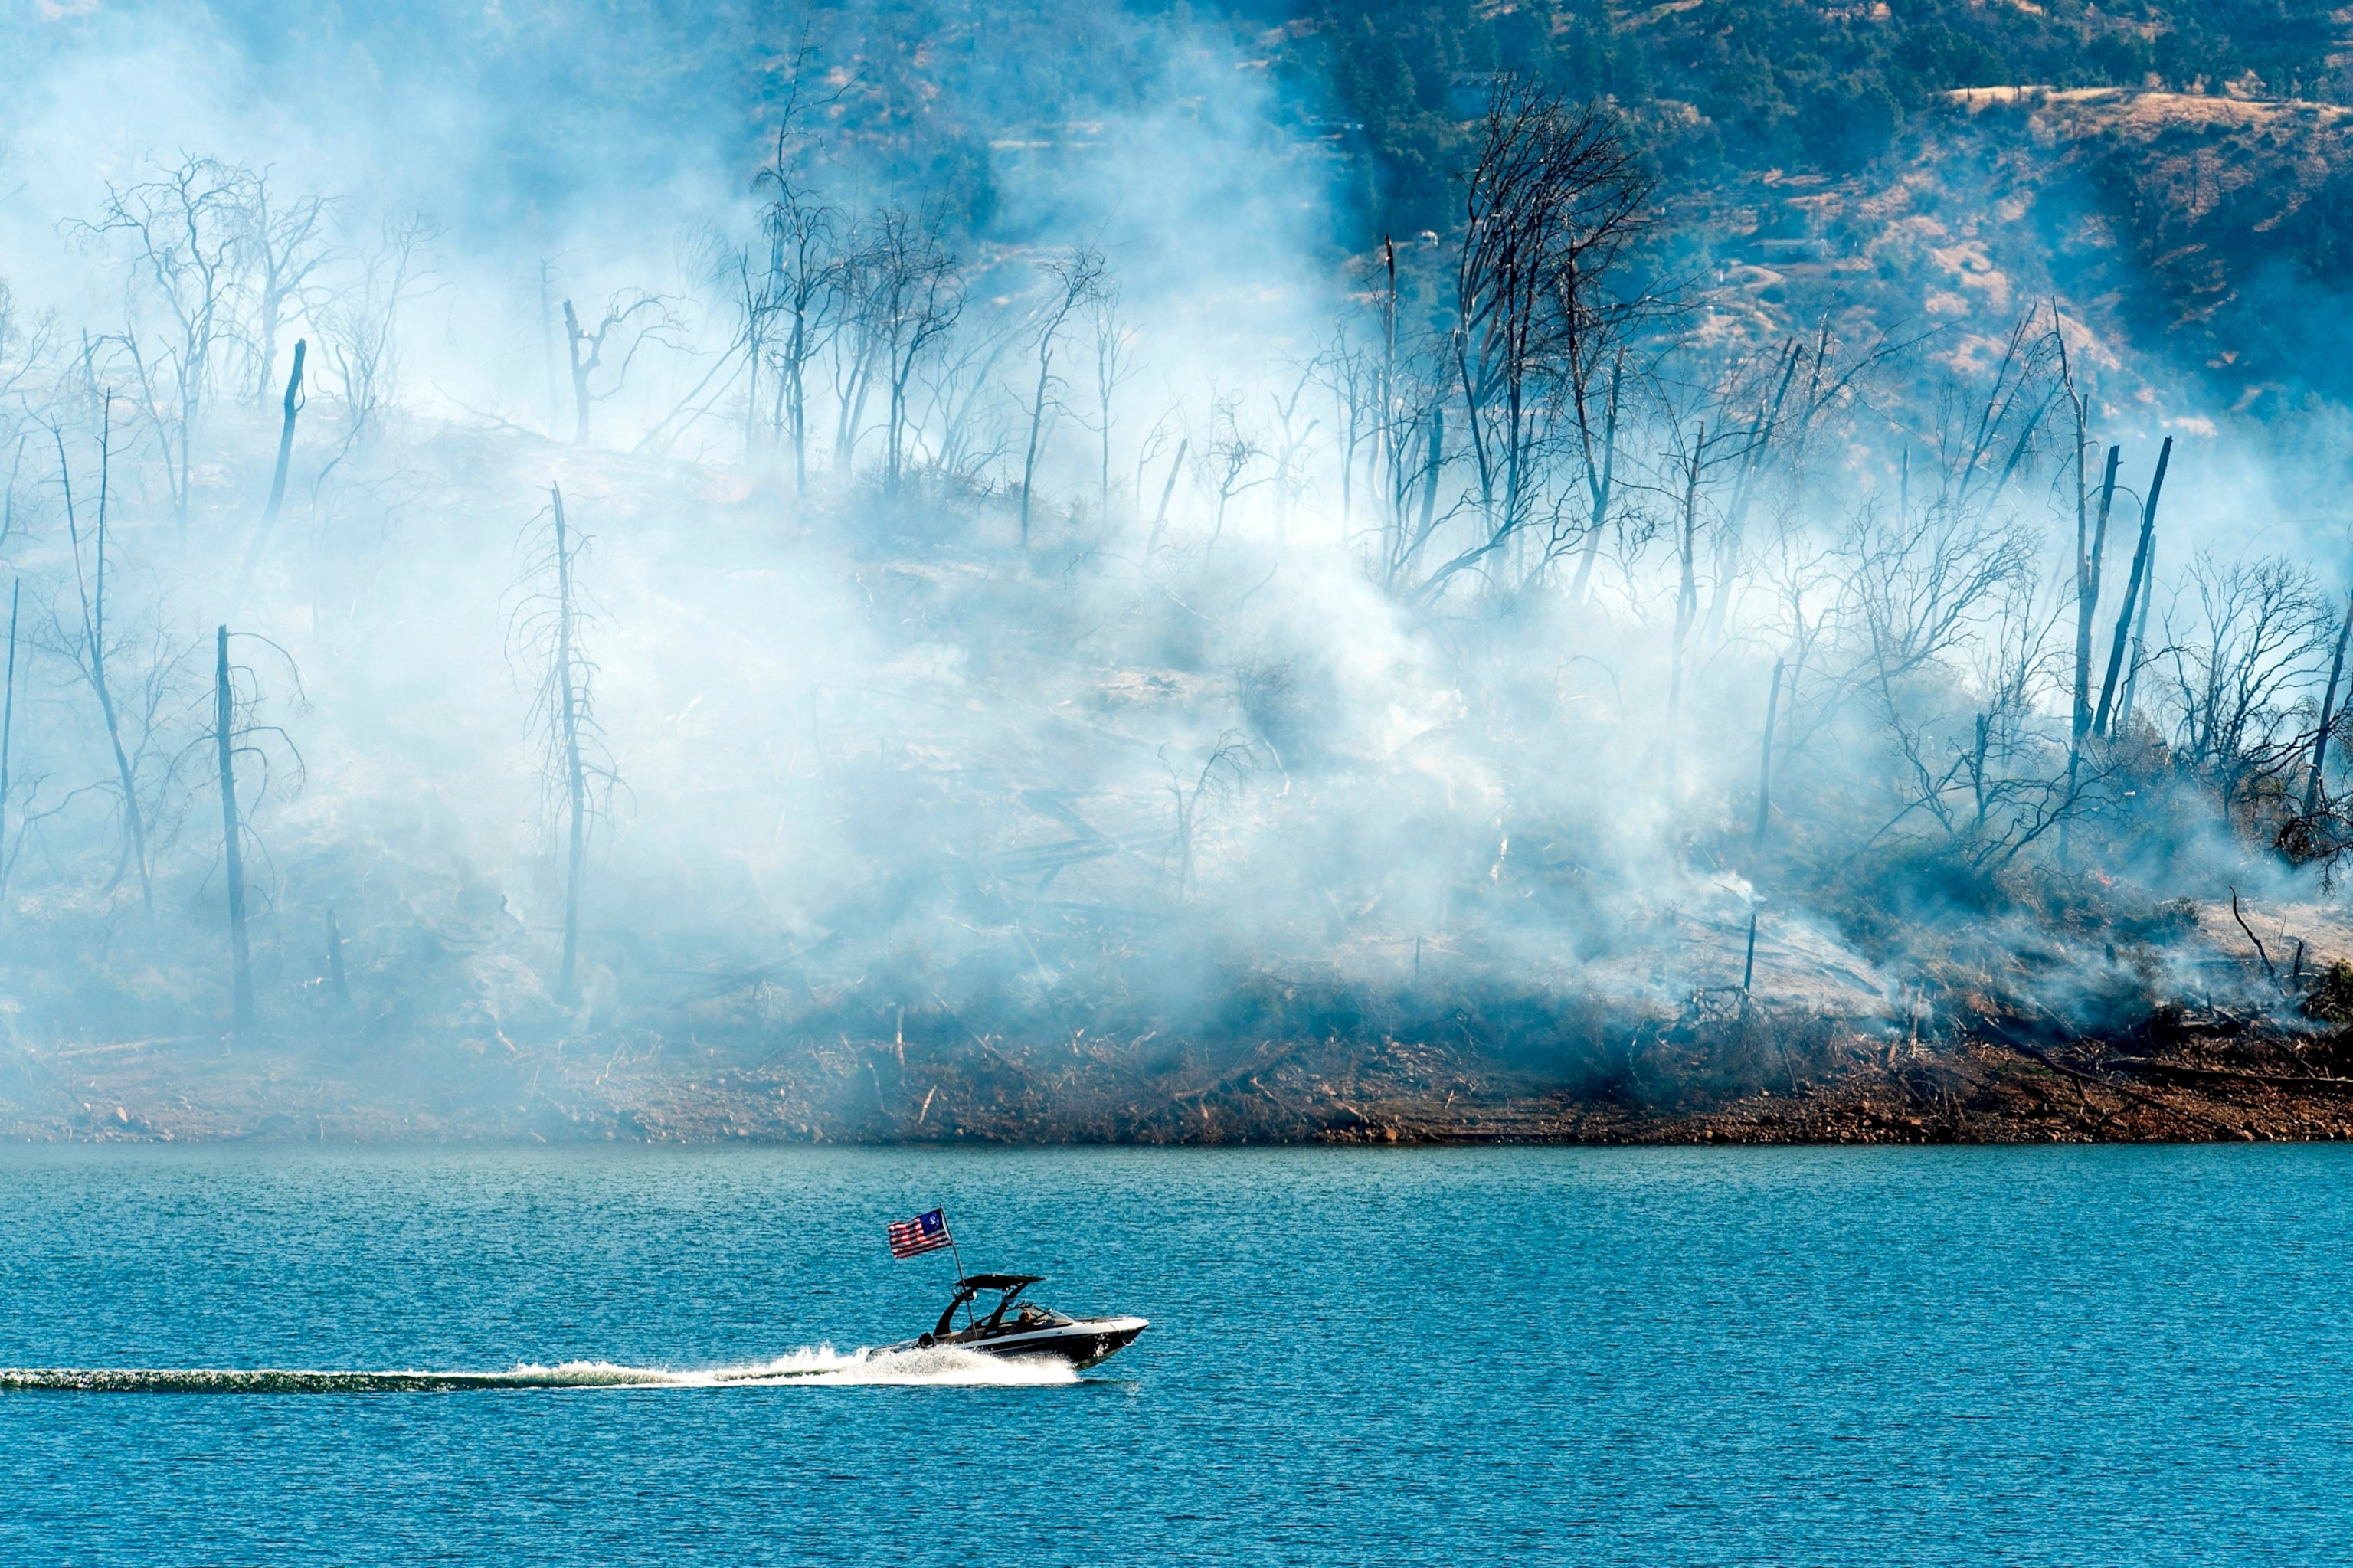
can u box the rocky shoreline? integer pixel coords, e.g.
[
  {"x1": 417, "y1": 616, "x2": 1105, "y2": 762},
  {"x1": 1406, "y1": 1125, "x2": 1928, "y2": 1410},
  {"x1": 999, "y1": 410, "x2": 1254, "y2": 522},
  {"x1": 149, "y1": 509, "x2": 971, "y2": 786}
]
[{"x1": 8, "y1": 1004, "x2": 2353, "y2": 1146}]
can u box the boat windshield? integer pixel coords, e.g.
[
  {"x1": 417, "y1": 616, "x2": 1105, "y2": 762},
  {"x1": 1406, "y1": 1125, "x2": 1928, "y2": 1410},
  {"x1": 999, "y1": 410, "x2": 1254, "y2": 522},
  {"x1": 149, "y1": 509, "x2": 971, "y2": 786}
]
[{"x1": 1010, "y1": 1304, "x2": 1074, "y2": 1330}]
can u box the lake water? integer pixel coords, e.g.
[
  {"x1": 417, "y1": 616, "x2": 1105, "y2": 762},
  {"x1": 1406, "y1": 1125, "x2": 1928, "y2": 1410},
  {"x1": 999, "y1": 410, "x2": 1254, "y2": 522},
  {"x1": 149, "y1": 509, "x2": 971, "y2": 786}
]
[{"x1": 2, "y1": 1144, "x2": 2347, "y2": 1565}]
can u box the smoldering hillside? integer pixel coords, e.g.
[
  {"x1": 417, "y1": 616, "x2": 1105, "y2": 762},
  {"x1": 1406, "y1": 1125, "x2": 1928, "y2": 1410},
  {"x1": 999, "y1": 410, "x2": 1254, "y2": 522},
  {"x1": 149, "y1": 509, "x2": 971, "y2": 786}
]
[{"x1": 7, "y1": 1, "x2": 2353, "y2": 1143}]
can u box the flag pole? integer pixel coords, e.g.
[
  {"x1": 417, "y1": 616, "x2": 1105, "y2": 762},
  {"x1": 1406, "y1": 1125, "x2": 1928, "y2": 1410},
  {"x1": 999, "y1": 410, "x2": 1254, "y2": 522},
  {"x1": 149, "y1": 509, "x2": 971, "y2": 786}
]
[{"x1": 943, "y1": 1207, "x2": 975, "y2": 1330}]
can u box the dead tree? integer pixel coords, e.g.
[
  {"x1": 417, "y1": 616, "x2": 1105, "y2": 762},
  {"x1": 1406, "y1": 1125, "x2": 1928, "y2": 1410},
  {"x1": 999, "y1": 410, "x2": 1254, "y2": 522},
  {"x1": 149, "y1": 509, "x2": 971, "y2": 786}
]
[
  {"x1": 2093, "y1": 437, "x2": 2171, "y2": 738},
  {"x1": 2057, "y1": 440, "x2": 2119, "y2": 859},
  {"x1": 1016, "y1": 247, "x2": 1104, "y2": 545},
  {"x1": 236, "y1": 173, "x2": 332, "y2": 404},
  {"x1": 1947, "y1": 310, "x2": 2068, "y2": 516},
  {"x1": 1163, "y1": 733, "x2": 1255, "y2": 904},
  {"x1": 1432, "y1": 80, "x2": 1650, "y2": 600},
  {"x1": 861, "y1": 208, "x2": 964, "y2": 500},
  {"x1": 561, "y1": 292, "x2": 673, "y2": 447},
  {"x1": 214, "y1": 626, "x2": 254, "y2": 1027},
  {"x1": 2119, "y1": 528, "x2": 2159, "y2": 737},
  {"x1": 826, "y1": 238, "x2": 880, "y2": 477},
  {"x1": 551, "y1": 486, "x2": 587, "y2": 998},
  {"x1": 1697, "y1": 322, "x2": 1904, "y2": 640},
  {"x1": 751, "y1": 130, "x2": 842, "y2": 490},
  {"x1": 915, "y1": 319, "x2": 1018, "y2": 493},
  {"x1": 1651, "y1": 388, "x2": 1774, "y2": 755},
  {"x1": 1268, "y1": 366, "x2": 1321, "y2": 538},
  {"x1": 1836, "y1": 499, "x2": 2039, "y2": 841},
  {"x1": 2165, "y1": 552, "x2": 2327, "y2": 819},
  {"x1": 717, "y1": 226, "x2": 777, "y2": 462},
  {"x1": 2073, "y1": 446, "x2": 2121, "y2": 741},
  {"x1": 54, "y1": 404, "x2": 152, "y2": 915},
  {"x1": 512, "y1": 485, "x2": 616, "y2": 1003},
  {"x1": 1090, "y1": 284, "x2": 1137, "y2": 522},
  {"x1": 318, "y1": 216, "x2": 430, "y2": 440},
  {"x1": 1203, "y1": 398, "x2": 1268, "y2": 545},
  {"x1": 1317, "y1": 324, "x2": 1373, "y2": 542},
  {"x1": 1373, "y1": 358, "x2": 1451, "y2": 589},
  {"x1": 1369, "y1": 237, "x2": 1432, "y2": 580},
  {"x1": 80, "y1": 155, "x2": 253, "y2": 528},
  {"x1": 2056, "y1": 320, "x2": 2103, "y2": 747},
  {"x1": 198, "y1": 626, "x2": 304, "y2": 1027}
]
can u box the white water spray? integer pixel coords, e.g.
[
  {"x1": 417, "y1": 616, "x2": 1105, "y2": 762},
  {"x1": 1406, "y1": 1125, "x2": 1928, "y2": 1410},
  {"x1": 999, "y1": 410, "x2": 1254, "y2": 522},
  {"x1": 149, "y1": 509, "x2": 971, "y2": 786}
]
[{"x1": 0, "y1": 1344, "x2": 1085, "y2": 1393}]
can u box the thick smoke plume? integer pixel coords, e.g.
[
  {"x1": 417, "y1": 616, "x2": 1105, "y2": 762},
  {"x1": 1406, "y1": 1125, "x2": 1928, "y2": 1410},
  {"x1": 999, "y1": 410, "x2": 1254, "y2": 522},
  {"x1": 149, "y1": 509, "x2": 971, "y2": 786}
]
[{"x1": 0, "y1": 3, "x2": 2348, "y2": 1137}]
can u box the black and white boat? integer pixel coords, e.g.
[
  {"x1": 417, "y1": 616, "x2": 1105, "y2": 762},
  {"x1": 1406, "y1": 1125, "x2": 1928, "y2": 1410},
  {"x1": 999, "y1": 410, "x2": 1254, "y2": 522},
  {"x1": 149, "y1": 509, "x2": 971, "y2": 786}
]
[{"x1": 885, "y1": 1274, "x2": 1146, "y2": 1368}]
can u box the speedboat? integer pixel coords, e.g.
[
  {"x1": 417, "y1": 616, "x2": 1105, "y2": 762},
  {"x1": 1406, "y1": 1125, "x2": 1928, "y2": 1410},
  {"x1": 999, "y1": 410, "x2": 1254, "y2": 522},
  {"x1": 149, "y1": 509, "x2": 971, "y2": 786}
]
[{"x1": 884, "y1": 1274, "x2": 1147, "y2": 1368}]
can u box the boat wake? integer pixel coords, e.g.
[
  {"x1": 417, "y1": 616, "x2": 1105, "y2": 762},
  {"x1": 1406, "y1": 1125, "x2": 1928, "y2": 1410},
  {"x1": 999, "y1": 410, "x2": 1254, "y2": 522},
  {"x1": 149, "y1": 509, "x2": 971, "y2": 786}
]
[{"x1": 0, "y1": 1344, "x2": 1084, "y2": 1393}]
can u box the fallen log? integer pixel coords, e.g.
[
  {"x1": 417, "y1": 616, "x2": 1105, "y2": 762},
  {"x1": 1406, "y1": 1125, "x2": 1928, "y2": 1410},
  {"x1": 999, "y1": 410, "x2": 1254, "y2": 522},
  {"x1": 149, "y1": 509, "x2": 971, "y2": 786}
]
[
  {"x1": 1975, "y1": 1018, "x2": 2227, "y2": 1134},
  {"x1": 2124, "y1": 1059, "x2": 2353, "y2": 1095}
]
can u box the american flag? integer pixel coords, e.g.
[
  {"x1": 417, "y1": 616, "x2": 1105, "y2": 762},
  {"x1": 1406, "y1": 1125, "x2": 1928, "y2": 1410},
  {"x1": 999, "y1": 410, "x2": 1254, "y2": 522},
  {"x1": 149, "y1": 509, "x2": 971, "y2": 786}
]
[{"x1": 888, "y1": 1208, "x2": 953, "y2": 1259}]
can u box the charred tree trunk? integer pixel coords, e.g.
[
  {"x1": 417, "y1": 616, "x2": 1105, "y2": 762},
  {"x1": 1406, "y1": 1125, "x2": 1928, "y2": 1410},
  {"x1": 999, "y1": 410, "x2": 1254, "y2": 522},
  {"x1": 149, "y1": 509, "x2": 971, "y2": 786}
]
[
  {"x1": 2119, "y1": 531, "x2": 2158, "y2": 737},
  {"x1": 2093, "y1": 437, "x2": 2171, "y2": 739},
  {"x1": 2073, "y1": 445, "x2": 2120, "y2": 742},
  {"x1": 2307, "y1": 591, "x2": 2353, "y2": 817},
  {"x1": 551, "y1": 484, "x2": 588, "y2": 1003},
  {"x1": 215, "y1": 625, "x2": 255, "y2": 1027},
  {"x1": 784, "y1": 305, "x2": 811, "y2": 501},
  {"x1": 231, "y1": 339, "x2": 305, "y2": 613},
  {"x1": 2061, "y1": 444, "x2": 2122, "y2": 861},
  {"x1": 263, "y1": 340, "x2": 304, "y2": 524}
]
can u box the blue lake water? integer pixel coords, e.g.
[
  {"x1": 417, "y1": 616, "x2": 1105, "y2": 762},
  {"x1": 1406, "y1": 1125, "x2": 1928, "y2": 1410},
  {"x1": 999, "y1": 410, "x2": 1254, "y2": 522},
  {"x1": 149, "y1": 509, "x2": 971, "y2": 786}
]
[{"x1": 1, "y1": 1143, "x2": 2347, "y2": 1565}]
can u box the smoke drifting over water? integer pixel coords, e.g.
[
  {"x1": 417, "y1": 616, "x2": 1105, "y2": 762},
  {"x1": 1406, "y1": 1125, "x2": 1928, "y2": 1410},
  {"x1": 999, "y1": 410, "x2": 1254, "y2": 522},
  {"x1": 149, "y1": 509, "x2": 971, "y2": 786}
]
[{"x1": 3, "y1": 2, "x2": 2353, "y2": 1138}]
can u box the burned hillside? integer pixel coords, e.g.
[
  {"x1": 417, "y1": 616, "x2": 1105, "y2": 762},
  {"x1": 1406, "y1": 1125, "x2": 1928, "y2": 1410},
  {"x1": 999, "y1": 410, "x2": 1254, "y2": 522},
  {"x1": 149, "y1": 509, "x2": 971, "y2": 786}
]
[{"x1": 3, "y1": 4, "x2": 2353, "y2": 1141}]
